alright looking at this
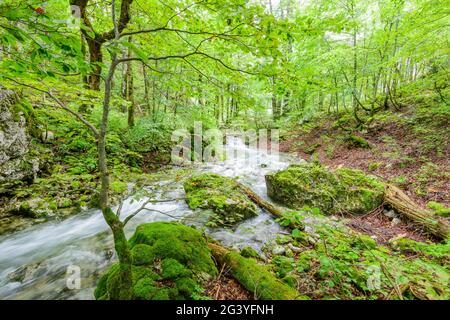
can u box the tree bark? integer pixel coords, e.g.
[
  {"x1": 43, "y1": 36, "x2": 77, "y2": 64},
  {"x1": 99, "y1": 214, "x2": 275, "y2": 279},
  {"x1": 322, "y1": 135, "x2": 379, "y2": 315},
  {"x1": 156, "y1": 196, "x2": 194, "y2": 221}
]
[
  {"x1": 98, "y1": 57, "x2": 133, "y2": 300},
  {"x1": 384, "y1": 184, "x2": 450, "y2": 240},
  {"x1": 70, "y1": 0, "x2": 134, "y2": 91}
]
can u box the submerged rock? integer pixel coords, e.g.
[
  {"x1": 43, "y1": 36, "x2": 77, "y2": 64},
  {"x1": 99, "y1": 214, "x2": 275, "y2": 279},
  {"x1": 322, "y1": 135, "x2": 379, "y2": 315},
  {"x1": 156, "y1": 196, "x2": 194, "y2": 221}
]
[
  {"x1": 94, "y1": 222, "x2": 218, "y2": 300},
  {"x1": 183, "y1": 173, "x2": 258, "y2": 227},
  {"x1": 265, "y1": 163, "x2": 384, "y2": 215}
]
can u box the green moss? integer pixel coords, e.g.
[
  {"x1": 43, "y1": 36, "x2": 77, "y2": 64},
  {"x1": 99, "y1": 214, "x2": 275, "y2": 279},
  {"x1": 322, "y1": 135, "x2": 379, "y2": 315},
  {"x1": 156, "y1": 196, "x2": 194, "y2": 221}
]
[
  {"x1": 304, "y1": 143, "x2": 321, "y2": 155},
  {"x1": 272, "y1": 256, "x2": 295, "y2": 278},
  {"x1": 110, "y1": 181, "x2": 128, "y2": 194},
  {"x1": 183, "y1": 173, "x2": 258, "y2": 227},
  {"x1": 285, "y1": 223, "x2": 450, "y2": 300},
  {"x1": 96, "y1": 222, "x2": 218, "y2": 300},
  {"x1": 282, "y1": 275, "x2": 299, "y2": 288},
  {"x1": 427, "y1": 201, "x2": 450, "y2": 217},
  {"x1": 265, "y1": 163, "x2": 384, "y2": 215},
  {"x1": 129, "y1": 222, "x2": 217, "y2": 277},
  {"x1": 334, "y1": 167, "x2": 385, "y2": 214},
  {"x1": 296, "y1": 250, "x2": 315, "y2": 273},
  {"x1": 389, "y1": 237, "x2": 450, "y2": 264},
  {"x1": 240, "y1": 246, "x2": 259, "y2": 258},
  {"x1": 367, "y1": 162, "x2": 384, "y2": 171},
  {"x1": 48, "y1": 201, "x2": 58, "y2": 211},
  {"x1": 131, "y1": 244, "x2": 155, "y2": 265},
  {"x1": 162, "y1": 258, "x2": 192, "y2": 279},
  {"x1": 344, "y1": 134, "x2": 371, "y2": 148}
]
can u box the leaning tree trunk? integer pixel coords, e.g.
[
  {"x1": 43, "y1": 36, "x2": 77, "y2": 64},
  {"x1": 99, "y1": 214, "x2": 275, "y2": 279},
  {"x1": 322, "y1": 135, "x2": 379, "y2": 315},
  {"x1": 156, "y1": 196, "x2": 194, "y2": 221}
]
[
  {"x1": 384, "y1": 184, "x2": 450, "y2": 240},
  {"x1": 238, "y1": 185, "x2": 283, "y2": 217},
  {"x1": 98, "y1": 58, "x2": 133, "y2": 300}
]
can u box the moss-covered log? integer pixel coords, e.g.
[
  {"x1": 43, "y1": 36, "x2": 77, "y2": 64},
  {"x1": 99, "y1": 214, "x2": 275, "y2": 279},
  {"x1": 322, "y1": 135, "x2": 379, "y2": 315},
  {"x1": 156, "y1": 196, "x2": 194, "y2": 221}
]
[
  {"x1": 237, "y1": 183, "x2": 304, "y2": 230},
  {"x1": 385, "y1": 184, "x2": 450, "y2": 240},
  {"x1": 208, "y1": 243, "x2": 308, "y2": 300}
]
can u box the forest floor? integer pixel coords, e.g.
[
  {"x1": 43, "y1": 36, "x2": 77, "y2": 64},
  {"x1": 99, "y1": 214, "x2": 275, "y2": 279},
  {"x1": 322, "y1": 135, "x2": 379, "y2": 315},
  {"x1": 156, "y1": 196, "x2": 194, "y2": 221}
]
[{"x1": 278, "y1": 103, "x2": 449, "y2": 244}]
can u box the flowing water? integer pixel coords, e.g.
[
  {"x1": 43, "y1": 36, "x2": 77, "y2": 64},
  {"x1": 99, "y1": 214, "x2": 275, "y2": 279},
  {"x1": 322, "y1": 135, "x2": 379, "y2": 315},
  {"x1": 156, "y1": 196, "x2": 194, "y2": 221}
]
[{"x1": 0, "y1": 137, "x2": 302, "y2": 300}]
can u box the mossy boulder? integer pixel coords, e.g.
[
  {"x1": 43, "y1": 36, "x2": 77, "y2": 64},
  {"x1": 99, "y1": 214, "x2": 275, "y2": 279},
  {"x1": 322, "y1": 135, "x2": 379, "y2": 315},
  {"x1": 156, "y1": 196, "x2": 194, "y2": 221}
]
[
  {"x1": 265, "y1": 163, "x2": 384, "y2": 215},
  {"x1": 94, "y1": 222, "x2": 218, "y2": 300},
  {"x1": 183, "y1": 173, "x2": 258, "y2": 227}
]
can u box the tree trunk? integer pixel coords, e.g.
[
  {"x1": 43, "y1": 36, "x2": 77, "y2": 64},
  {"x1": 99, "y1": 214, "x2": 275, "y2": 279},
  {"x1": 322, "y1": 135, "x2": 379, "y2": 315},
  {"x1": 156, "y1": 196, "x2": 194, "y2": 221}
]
[
  {"x1": 384, "y1": 184, "x2": 450, "y2": 240},
  {"x1": 87, "y1": 39, "x2": 103, "y2": 91},
  {"x1": 142, "y1": 62, "x2": 150, "y2": 113},
  {"x1": 98, "y1": 58, "x2": 133, "y2": 300}
]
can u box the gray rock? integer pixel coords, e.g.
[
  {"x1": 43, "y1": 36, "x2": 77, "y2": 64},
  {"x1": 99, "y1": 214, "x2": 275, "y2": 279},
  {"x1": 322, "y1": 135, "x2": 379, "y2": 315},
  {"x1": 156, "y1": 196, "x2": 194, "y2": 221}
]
[
  {"x1": 287, "y1": 243, "x2": 303, "y2": 253},
  {"x1": 391, "y1": 218, "x2": 401, "y2": 226},
  {"x1": 0, "y1": 88, "x2": 48, "y2": 184},
  {"x1": 272, "y1": 245, "x2": 286, "y2": 255},
  {"x1": 384, "y1": 210, "x2": 398, "y2": 219}
]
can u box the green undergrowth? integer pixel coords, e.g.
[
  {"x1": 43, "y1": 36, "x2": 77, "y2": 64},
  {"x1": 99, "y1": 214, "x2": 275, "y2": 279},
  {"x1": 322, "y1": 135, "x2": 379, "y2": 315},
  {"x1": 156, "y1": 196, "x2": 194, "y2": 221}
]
[
  {"x1": 427, "y1": 201, "x2": 450, "y2": 217},
  {"x1": 273, "y1": 210, "x2": 450, "y2": 300}
]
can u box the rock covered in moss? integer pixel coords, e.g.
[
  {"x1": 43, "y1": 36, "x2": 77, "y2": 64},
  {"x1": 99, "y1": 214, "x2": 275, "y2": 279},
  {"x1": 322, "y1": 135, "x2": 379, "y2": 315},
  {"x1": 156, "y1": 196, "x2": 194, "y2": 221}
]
[
  {"x1": 94, "y1": 222, "x2": 217, "y2": 300},
  {"x1": 183, "y1": 173, "x2": 258, "y2": 227},
  {"x1": 265, "y1": 163, "x2": 384, "y2": 215},
  {"x1": 0, "y1": 89, "x2": 52, "y2": 185},
  {"x1": 240, "y1": 246, "x2": 259, "y2": 258}
]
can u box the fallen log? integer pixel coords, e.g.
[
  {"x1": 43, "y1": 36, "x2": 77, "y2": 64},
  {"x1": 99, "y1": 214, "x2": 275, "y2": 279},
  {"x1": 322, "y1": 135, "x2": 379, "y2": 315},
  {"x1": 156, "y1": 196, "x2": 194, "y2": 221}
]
[
  {"x1": 237, "y1": 183, "x2": 306, "y2": 229},
  {"x1": 207, "y1": 243, "x2": 308, "y2": 300},
  {"x1": 384, "y1": 184, "x2": 449, "y2": 240}
]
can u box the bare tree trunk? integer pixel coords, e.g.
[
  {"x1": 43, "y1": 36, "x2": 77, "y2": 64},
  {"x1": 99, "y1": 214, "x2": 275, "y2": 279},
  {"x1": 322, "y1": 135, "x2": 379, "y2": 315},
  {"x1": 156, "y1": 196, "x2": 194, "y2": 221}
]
[
  {"x1": 98, "y1": 56, "x2": 133, "y2": 300},
  {"x1": 142, "y1": 62, "x2": 150, "y2": 114}
]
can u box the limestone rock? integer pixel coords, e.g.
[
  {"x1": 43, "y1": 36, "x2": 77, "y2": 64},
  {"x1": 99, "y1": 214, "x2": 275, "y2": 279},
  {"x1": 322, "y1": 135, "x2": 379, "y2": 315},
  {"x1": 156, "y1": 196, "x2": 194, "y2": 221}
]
[
  {"x1": 265, "y1": 163, "x2": 384, "y2": 215},
  {"x1": 0, "y1": 89, "x2": 49, "y2": 185}
]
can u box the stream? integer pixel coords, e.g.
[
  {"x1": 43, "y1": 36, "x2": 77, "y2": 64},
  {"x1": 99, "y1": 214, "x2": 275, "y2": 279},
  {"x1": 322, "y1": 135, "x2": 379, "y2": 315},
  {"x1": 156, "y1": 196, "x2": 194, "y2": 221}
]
[{"x1": 0, "y1": 137, "x2": 302, "y2": 300}]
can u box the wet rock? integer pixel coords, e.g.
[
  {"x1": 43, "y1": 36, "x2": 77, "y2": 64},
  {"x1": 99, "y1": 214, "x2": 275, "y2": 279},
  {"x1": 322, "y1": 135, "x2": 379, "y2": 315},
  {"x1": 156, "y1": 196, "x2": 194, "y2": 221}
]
[
  {"x1": 183, "y1": 173, "x2": 258, "y2": 227},
  {"x1": 272, "y1": 245, "x2": 286, "y2": 256},
  {"x1": 0, "y1": 90, "x2": 35, "y2": 184},
  {"x1": 287, "y1": 243, "x2": 303, "y2": 253},
  {"x1": 240, "y1": 246, "x2": 259, "y2": 258},
  {"x1": 265, "y1": 163, "x2": 384, "y2": 215}
]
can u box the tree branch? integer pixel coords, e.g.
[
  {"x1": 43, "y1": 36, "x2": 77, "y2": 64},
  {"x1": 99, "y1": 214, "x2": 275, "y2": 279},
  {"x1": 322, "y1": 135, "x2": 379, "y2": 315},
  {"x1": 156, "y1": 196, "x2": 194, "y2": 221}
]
[{"x1": 3, "y1": 77, "x2": 99, "y2": 138}]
